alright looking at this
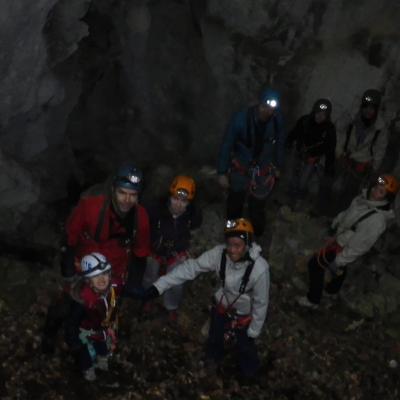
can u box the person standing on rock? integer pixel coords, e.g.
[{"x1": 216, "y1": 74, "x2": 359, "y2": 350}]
[
  {"x1": 217, "y1": 89, "x2": 286, "y2": 237},
  {"x1": 331, "y1": 89, "x2": 389, "y2": 214},
  {"x1": 140, "y1": 218, "x2": 270, "y2": 380},
  {"x1": 141, "y1": 175, "x2": 202, "y2": 322},
  {"x1": 297, "y1": 174, "x2": 399, "y2": 309},
  {"x1": 65, "y1": 252, "x2": 123, "y2": 382},
  {"x1": 286, "y1": 98, "x2": 336, "y2": 209},
  {"x1": 41, "y1": 164, "x2": 150, "y2": 353}
]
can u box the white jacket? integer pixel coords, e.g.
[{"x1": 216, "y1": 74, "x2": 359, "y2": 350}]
[
  {"x1": 343, "y1": 114, "x2": 388, "y2": 170},
  {"x1": 332, "y1": 189, "x2": 394, "y2": 266},
  {"x1": 154, "y1": 243, "x2": 270, "y2": 338}
]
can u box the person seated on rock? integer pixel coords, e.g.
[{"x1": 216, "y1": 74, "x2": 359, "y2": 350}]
[
  {"x1": 286, "y1": 98, "x2": 336, "y2": 205},
  {"x1": 331, "y1": 89, "x2": 389, "y2": 214},
  {"x1": 41, "y1": 164, "x2": 150, "y2": 353},
  {"x1": 140, "y1": 218, "x2": 270, "y2": 380},
  {"x1": 142, "y1": 175, "x2": 202, "y2": 322},
  {"x1": 217, "y1": 88, "x2": 286, "y2": 237},
  {"x1": 297, "y1": 174, "x2": 399, "y2": 309},
  {"x1": 65, "y1": 252, "x2": 123, "y2": 382}
]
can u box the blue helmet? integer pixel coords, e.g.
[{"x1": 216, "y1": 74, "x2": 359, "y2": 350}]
[
  {"x1": 113, "y1": 164, "x2": 143, "y2": 192},
  {"x1": 260, "y1": 88, "x2": 280, "y2": 109}
]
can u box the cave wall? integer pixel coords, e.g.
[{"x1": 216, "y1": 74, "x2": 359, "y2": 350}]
[{"x1": 1, "y1": 0, "x2": 400, "y2": 235}]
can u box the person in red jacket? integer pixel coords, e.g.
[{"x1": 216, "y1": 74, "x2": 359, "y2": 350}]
[
  {"x1": 42, "y1": 164, "x2": 150, "y2": 353},
  {"x1": 65, "y1": 252, "x2": 123, "y2": 381},
  {"x1": 62, "y1": 164, "x2": 151, "y2": 289}
]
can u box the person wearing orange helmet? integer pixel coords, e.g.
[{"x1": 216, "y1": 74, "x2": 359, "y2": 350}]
[
  {"x1": 142, "y1": 175, "x2": 202, "y2": 321},
  {"x1": 140, "y1": 218, "x2": 270, "y2": 380},
  {"x1": 298, "y1": 174, "x2": 399, "y2": 309}
]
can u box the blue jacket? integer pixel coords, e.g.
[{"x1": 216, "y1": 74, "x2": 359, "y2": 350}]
[{"x1": 217, "y1": 106, "x2": 285, "y2": 174}]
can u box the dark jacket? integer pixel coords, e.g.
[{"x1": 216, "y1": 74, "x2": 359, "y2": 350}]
[
  {"x1": 287, "y1": 114, "x2": 336, "y2": 176},
  {"x1": 217, "y1": 106, "x2": 285, "y2": 174},
  {"x1": 146, "y1": 198, "x2": 202, "y2": 258}
]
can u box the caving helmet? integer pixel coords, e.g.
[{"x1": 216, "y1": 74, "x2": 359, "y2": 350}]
[
  {"x1": 260, "y1": 88, "x2": 280, "y2": 109},
  {"x1": 361, "y1": 89, "x2": 382, "y2": 109},
  {"x1": 80, "y1": 252, "x2": 112, "y2": 278},
  {"x1": 169, "y1": 175, "x2": 196, "y2": 201},
  {"x1": 113, "y1": 164, "x2": 143, "y2": 192},
  {"x1": 224, "y1": 218, "x2": 254, "y2": 245},
  {"x1": 312, "y1": 98, "x2": 332, "y2": 117}
]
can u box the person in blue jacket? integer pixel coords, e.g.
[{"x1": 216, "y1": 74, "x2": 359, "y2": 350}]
[{"x1": 217, "y1": 89, "x2": 285, "y2": 236}]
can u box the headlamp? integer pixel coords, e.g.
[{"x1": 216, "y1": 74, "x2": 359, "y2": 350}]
[
  {"x1": 127, "y1": 174, "x2": 141, "y2": 184},
  {"x1": 225, "y1": 219, "x2": 237, "y2": 229},
  {"x1": 377, "y1": 176, "x2": 386, "y2": 185},
  {"x1": 175, "y1": 188, "x2": 189, "y2": 200},
  {"x1": 266, "y1": 99, "x2": 278, "y2": 108},
  {"x1": 319, "y1": 103, "x2": 328, "y2": 110},
  {"x1": 364, "y1": 96, "x2": 373, "y2": 103}
]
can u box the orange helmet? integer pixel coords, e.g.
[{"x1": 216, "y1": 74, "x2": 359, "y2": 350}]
[
  {"x1": 224, "y1": 218, "x2": 254, "y2": 244},
  {"x1": 169, "y1": 175, "x2": 196, "y2": 201},
  {"x1": 378, "y1": 175, "x2": 399, "y2": 194}
]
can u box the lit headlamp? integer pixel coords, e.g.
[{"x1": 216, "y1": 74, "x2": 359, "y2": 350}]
[
  {"x1": 319, "y1": 103, "x2": 328, "y2": 110},
  {"x1": 225, "y1": 219, "x2": 237, "y2": 229},
  {"x1": 265, "y1": 99, "x2": 278, "y2": 108},
  {"x1": 127, "y1": 174, "x2": 141, "y2": 184},
  {"x1": 377, "y1": 176, "x2": 386, "y2": 185},
  {"x1": 175, "y1": 188, "x2": 189, "y2": 200}
]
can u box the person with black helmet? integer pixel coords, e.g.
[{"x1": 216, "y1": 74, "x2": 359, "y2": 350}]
[
  {"x1": 41, "y1": 164, "x2": 151, "y2": 353},
  {"x1": 333, "y1": 89, "x2": 389, "y2": 212},
  {"x1": 297, "y1": 174, "x2": 399, "y2": 309},
  {"x1": 140, "y1": 218, "x2": 270, "y2": 380},
  {"x1": 286, "y1": 98, "x2": 336, "y2": 203}
]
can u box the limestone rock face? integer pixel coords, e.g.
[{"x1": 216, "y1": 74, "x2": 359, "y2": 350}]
[{"x1": 1, "y1": 0, "x2": 400, "y2": 236}]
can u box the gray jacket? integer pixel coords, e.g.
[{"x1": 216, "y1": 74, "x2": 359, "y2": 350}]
[
  {"x1": 154, "y1": 243, "x2": 270, "y2": 338},
  {"x1": 343, "y1": 114, "x2": 388, "y2": 171},
  {"x1": 332, "y1": 189, "x2": 394, "y2": 266}
]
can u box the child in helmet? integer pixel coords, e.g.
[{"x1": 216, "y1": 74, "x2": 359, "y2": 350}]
[
  {"x1": 143, "y1": 175, "x2": 202, "y2": 321},
  {"x1": 142, "y1": 218, "x2": 270, "y2": 379},
  {"x1": 65, "y1": 252, "x2": 123, "y2": 381},
  {"x1": 297, "y1": 174, "x2": 399, "y2": 309}
]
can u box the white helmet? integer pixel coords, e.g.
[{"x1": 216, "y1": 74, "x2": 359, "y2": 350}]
[{"x1": 80, "y1": 252, "x2": 111, "y2": 278}]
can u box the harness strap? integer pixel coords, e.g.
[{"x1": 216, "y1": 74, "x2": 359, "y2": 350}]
[{"x1": 350, "y1": 210, "x2": 377, "y2": 231}]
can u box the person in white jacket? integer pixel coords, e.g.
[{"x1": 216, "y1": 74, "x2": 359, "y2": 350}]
[
  {"x1": 298, "y1": 174, "x2": 399, "y2": 309},
  {"x1": 141, "y1": 218, "x2": 270, "y2": 378}
]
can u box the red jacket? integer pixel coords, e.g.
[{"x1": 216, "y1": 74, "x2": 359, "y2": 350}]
[
  {"x1": 78, "y1": 279, "x2": 123, "y2": 342},
  {"x1": 66, "y1": 193, "x2": 150, "y2": 280}
]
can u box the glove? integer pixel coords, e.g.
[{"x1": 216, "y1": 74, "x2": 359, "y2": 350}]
[
  {"x1": 124, "y1": 285, "x2": 160, "y2": 301},
  {"x1": 143, "y1": 285, "x2": 160, "y2": 301}
]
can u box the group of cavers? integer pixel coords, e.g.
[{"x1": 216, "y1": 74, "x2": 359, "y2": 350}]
[{"x1": 41, "y1": 87, "x2": 399, "y2": 384}]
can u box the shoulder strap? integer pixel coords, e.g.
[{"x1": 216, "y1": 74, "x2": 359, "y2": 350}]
[
  {"x1": 350, "y1": 210, "x2": 377, "y2": 231},
  {"x1": 219, "y1": 249, "x2": 227, "y2": 287},
  {"x1": 343, "y1": 123, "x2": 353, "y2": 153},
  {"x1": 219, "y1": 249, "x2": 255, "y2": 293},
  {"x1": 239, "y1": 258, "x2": 255, "y2": 294},
  {"x1": 369, "y1": 129, "x2": 381, "y2": 156},
  {"x1": 94, "y1": 196, "x2": 111, "y2": 243}
]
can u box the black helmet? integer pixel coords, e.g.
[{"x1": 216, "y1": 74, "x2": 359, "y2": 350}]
[
  {"x1": 361, "y1": 89, "x2": 381, "y2": 108},
  {"x1": 312, "y1": 98, "x2": 332, "y2": 117}
]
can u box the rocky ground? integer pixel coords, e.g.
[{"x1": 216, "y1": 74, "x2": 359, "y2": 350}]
[{"x1": 1, "y1": 200, "x2": 400, "y2": 400}]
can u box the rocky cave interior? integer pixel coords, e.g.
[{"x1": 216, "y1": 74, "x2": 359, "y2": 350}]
[{"x1": 1, "y1": 0, "x2": 400, "y2": 399}]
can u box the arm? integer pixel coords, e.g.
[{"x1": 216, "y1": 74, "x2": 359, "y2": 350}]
[
  {"x1": 274, "y1": 112, "x2": 286, "y2": 169},
  {"x1": 324, "y1": 124, "x2": 337, "y2": 176},
  {"x1": 372, "y1": 128, "x2": 389, "y2": 171},
  {"x1": 154, "y1": 246, "x2": 221, "y2": 294},
  {"x1": 247, "y1": 267, "x2": 270, "y2": 338},
  {"x1": 190, "y1": 203, "x2": 203, "y2": 230},
  {"x1": 335, "y1": 214, "x2": 386, "y2": 266},
  {"x1": 217, "y1": 112, "x2": 243, "y2": 175},
  {"x1": 133, "y1": 206, "x2": 151, "y2": 258}
]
